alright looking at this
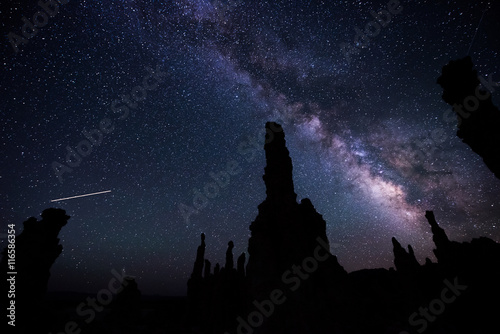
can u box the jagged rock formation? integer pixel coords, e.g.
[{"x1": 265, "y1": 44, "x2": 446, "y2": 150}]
[
  {"x1": 391, "y1": 237, "x2": 420, "y2": 274},
  {"x1": 426, "y1": 210, "x2": 452, "y2": 263},
  {"x1": 185, "y1": 122, "x2": 500, "y2": 334},
  {"x1": 108, "y1": 277, "x2": 142, "y2": 330},
  {"x1": 422, "y1": 210, "x2": 500, "y2": 333},
  {"x1": 245, "y1": 122, "x2": 347, "y2": 333},
  {"x1": 437, "y1": 56, "x2": 500, "y2": 179},
  {"x1": 185, "y1": 122, "x2": 348, "y2": 333},
  {"x1": 187, "y1": 122, "x2": 347, "y2": 333},
  {"x1": 0, "y1": 208, "x2": 70, "y2": 333},
  {"x1": 186, "y1": 234, "x2": 247, "y2": 333}
]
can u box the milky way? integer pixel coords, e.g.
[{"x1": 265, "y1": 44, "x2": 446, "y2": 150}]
[{"x1": 1, "y1": 0, "x2": 499, "y2": 295}]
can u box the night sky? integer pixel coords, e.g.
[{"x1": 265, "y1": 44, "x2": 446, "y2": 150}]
[{"x1": 1, "y1": 0, "x2": 499, "y2": 296}]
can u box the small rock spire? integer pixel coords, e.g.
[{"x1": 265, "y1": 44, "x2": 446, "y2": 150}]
[
  {"x1": 225, "y1": 241, "x2": 234, "y2": 270},
  {"x1": 191, "y1": 233, "x2": 206, "y2": 279}
]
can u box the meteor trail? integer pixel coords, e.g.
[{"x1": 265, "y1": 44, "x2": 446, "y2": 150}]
[{"x1": 50, "y1": 190, "x2": 112, "y2": 202}]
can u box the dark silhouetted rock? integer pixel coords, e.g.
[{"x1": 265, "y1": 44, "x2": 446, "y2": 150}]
[
  {"x1": 245, "y1": 122, "x2": 347, "y2": 333},
  {"x1": 392, "y1": 237, "x2": 420, "y2": 274},
  {"x1": 437, "y1": 56, "x2": 500, "y2": 179},
  {"x1": 214, "y1": 263, "x2": 220, "y2": 276},
  {"x1": 192, "y1": 233, "x2": 206, "y2": 279},
  {"x1": 425, "y1": 210, "x2": 452, "y2": 263},
  {"x1": 183, "y1": 122, "x2": 500, "y2": 334},
  {"x1": 186, "y1": 233, "x2": 207, "y2": 327},
  {"x1": 237, "y1": 252, "x2": 246, "y2": 277},
  {"x1": 204, "y1": 259, "x2": 211, "y2": 279},
  {"x1": 108, "y1": 276, "x2": 142, "y2": 329},
  {"x1": 0, "y1": 208, "x2": 70, "y2": 333},
  {"x1": 225, "y1": 240, "x2": 234, "y2": 271}
]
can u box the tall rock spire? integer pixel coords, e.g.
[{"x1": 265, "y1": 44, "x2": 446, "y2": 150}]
[
  {"x1": 425, "y1": 211, "x2": 451, "y2": 263},
  {"x1": 225, "y1": 241, "x2": 234, "y2": 270},
  {"x1": 391, "y1": 237, "x2": 420, "y2": 273},
  {"x1": 191, "y1": 233, "x2": 205, "y2": 279},
  {"x1": 262, "y1": 122, "x2": 297, "y2": 206},
  {"x1": 425, "y1": 212, "x2": 450, "y2": 246},
  {"x1": 247, "y1": 122, "x2": 346, "y2": 299}
]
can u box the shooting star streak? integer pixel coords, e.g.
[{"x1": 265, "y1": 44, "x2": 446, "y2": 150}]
[{"x1": 51, "y1": 190, "x2": 112, "y2": 202}]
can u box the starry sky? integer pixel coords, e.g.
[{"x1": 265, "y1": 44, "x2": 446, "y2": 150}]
[{"x1": 1, "y1": 0, "x2": 499, "y2": 296}]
